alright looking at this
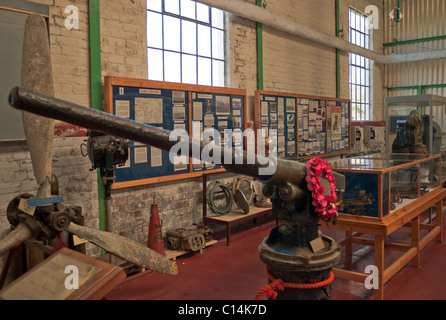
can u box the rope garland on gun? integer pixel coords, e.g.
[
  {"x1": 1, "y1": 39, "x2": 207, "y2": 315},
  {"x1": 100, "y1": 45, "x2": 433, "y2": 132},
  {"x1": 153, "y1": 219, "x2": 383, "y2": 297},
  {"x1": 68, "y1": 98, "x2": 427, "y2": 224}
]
[{"x1": 255, "y1": 268, "x2": 335, "y2": 300}]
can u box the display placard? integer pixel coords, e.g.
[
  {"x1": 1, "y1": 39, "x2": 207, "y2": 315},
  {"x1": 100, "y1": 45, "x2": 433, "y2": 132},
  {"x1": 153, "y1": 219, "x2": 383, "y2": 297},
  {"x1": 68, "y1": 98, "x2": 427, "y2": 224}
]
[
  {"x1": 104, "y1": 77, "x2": 247, "y2": 189},
  {"x1": 298, "y1": 97, "x2": 327, "y2": 157},
  {"x1": 325, "y1": 99, "x2": 350, "y2": 155},
  {"x1": 255, "y1": 92, "x2": 297, "y2": 158},
  {"x1": 190, "y1": 91, "x2": 245, "y2": 171}
]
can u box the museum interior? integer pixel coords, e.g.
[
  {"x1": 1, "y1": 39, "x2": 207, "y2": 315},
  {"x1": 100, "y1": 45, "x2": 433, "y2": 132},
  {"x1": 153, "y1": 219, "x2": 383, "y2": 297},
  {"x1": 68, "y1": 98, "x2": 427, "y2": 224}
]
[{"x1": 1, "y1": 0, "x2": 446, "y2": 303}]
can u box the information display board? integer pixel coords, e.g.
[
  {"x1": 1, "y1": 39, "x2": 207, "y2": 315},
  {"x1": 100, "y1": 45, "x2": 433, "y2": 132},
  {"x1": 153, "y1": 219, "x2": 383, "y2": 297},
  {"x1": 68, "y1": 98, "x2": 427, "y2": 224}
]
[
  {"x1": 104, "y1": 77, "x2": 246, "y2": 189},
  {"x1": 255, "y1": 90, "x2": 350, "y2": 159},
  {"x1": 255, "y1": 92, "x2": 297, "y2": 158},
  {"x1": 325, "y1": 99, "x2": 350, "y2": 156}
]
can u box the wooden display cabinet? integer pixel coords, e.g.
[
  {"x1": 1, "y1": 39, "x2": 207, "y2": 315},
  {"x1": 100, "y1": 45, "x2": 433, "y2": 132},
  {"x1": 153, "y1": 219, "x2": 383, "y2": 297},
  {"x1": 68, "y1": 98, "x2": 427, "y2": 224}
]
[
  {"x1": 321, "y1": 153, "x2": 445, "y2": 299},
  {"x1": 331, "y1": 153, "x2": 441, "y2": 219}
]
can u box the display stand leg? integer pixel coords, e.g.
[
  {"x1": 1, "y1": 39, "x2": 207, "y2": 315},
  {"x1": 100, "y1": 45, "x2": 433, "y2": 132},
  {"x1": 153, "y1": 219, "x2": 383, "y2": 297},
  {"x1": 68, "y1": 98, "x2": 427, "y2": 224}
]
[
  {"x1": 373, "y1": 235, "x2": 384, "y2": 300},
  {"x1": 411, "y1": 216, "x2": 420, "y2": 267},
  {"x1": 345, "y1": 230, "x2": 353, "y2": 255},
  {"x1": 226, "y1": 224, "x2": 231, "y2": 246},
  {"x1": 436, "y1": 199, "x2": 443, "y2": 243}
]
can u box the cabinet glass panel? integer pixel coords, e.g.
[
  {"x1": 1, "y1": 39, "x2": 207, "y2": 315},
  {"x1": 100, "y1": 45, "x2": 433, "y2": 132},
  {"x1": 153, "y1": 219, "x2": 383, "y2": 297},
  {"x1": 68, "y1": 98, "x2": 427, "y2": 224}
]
[
  {"x1": 330, "y1": 153, "x2": 441, "y2": 219},
  {"x1": 385, "y1": 95, "x2": 446, "y2": 183}
]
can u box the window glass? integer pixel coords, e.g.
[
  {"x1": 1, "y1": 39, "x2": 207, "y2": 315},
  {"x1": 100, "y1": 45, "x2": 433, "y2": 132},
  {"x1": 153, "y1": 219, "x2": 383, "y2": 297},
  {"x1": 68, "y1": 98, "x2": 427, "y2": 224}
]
[
  {"x1": 198, "y1": 57, "x2": 212, "y2": 86},
  {"x1": 180, "y1": 0, "x2": 195, "y2": 19},
  {"x1": 147, "y1": 0, "x2": 162, "y2": 12},
  {"x1": 182, "y1": 20, "x2": 196, "y2": 55},
  {"x1": 196, "y1": 3, "x2": 210, "y2": 23},
  {"x1": 164, "y1": 0, "x2": 179, "y2": 15},
  {"x1": 147, "y1": 11, "x2": 163, "y2": 48},
  {"x1": 182, "y1": 54, "x2": 197, "y2": 84},
  {"x1": 164, "y1": 15, "x2": 180, "y2": 52},
  {"x1": 148, "y1": 48, "x2": 163, "y2": 80},
  {"x1": 212, "y1": 28, "x2": 224, "y2": 60},
  {"x1": 164, "y1": 51, "x2": 181, "y2": 82},
  {"x1": 197, "y1": 24, "x2": 211, "y2": 57},
  {"x1": 147, "y1": 1, "x2": 225, "y2": 86},
  {"x1": 349, "y1": 8, "x2": 372, "y2": 121}
]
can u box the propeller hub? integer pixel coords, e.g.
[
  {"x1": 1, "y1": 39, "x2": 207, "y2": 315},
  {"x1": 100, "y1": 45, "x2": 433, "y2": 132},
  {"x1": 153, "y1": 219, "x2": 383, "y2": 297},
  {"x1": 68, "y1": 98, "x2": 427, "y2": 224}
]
[{"x1": 49, "y1": 211, "x2": 71, "y2": 232}]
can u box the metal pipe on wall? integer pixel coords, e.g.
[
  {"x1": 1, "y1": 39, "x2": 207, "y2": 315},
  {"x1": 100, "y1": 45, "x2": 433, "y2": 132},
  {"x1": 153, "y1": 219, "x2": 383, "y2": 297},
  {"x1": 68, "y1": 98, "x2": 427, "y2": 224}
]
[{"x1": 195, "y1": 0, "x2": 446, "y2": 65}]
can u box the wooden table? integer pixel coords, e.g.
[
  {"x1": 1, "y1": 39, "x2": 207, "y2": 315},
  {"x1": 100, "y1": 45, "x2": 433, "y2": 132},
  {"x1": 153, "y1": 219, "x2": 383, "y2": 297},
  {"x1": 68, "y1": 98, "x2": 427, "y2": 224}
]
[
  {"x1": 204, "y1": 206, "x2": 275, "y2": 246},
  {"x1": 320, "y1": 186, "x2": 446, "y2": 300}
]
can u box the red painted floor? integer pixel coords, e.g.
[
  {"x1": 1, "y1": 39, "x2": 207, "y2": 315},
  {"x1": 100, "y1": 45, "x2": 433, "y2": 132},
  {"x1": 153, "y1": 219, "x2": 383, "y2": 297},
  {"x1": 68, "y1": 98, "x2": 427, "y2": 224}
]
[{"x1": 105, "y1": 210, "x2": 446, "y2": 300}]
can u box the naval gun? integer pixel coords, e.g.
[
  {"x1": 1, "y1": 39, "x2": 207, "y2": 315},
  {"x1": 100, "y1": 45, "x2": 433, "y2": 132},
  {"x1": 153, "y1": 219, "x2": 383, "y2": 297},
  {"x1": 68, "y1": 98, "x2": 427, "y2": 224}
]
[{"x1": 9, "y1": 87, "x2": 344, "y2": 300}]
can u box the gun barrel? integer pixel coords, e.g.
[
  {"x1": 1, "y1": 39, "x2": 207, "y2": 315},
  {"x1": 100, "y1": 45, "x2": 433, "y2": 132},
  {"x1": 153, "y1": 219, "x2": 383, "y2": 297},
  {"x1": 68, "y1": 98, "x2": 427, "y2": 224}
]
[{"x1": 9, "y1": 87, "x2": 307, "y2": 185}]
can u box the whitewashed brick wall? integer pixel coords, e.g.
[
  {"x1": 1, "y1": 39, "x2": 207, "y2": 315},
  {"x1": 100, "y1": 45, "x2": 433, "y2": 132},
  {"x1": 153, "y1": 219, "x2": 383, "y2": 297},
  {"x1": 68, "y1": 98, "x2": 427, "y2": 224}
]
[
  {"x1": 228, "y1": 8, "x2": 258, "y2": 122},
  {"x1": 100, "y1": 0, "x2": 148, "y2": 79},
  {"x1": 262, "y1": 0, "x2": 338, "y2": 98}
]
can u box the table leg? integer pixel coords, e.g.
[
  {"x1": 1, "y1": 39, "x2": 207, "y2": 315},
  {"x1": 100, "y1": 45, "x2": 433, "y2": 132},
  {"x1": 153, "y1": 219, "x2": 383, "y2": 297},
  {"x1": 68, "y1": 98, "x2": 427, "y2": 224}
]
[{"x1": 226, "y1": 223, "x2": 231, "y2": 246}]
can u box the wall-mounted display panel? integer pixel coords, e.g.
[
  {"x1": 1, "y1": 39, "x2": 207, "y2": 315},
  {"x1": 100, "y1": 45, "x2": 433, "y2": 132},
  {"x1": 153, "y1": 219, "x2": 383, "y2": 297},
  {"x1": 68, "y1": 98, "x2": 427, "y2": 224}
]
[
  {"x1": 255, "y1": 90, "x2": 351, "y2": 159},
  {"x1": 104, "y1": 76, "x2": 247, "y2": 189}
]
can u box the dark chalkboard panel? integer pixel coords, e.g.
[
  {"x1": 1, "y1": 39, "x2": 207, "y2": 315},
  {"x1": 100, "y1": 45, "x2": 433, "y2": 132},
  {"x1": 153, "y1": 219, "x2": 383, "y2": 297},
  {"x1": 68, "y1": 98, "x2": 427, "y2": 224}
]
[{"x1": 0, "y1": 1, "x2": 49, "y2": 141}]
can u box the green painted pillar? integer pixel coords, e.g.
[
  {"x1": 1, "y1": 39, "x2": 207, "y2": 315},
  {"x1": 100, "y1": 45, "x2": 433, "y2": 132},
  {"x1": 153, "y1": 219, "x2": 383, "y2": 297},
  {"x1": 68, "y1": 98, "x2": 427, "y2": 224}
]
[
  {"x1": 89, "y1": 0, "x2": 106, "y2": 236},
  {"x1": 257, "y1": 0, "x2": 264, "y2": 90}
]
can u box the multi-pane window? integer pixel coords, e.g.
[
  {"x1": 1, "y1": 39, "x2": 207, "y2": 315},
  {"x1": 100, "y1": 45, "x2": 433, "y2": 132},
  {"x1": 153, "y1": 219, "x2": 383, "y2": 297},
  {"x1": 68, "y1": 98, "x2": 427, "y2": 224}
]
[
  {"x1": 349, "y1": 8, "x2": 372, "y2": 121},
  {"x1": 147, "y1": 0, "x2": 225, "y2": 87}
]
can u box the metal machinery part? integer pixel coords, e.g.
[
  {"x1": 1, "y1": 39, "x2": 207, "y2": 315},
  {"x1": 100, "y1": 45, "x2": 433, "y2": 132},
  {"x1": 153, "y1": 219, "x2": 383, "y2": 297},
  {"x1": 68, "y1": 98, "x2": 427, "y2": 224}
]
[
  {"x1": 233, "y1": 177, "x2": 254, "y2": 202},
  {"x1": 206, "y1": 181, "x2": 233, "y2": 216},
  {"x1": 2, "y1": 191, "x2": 178, "y2": 275},
  {"x1": 166, "y1": 223, "x2": 214, "y2": 252},
  {"x1": 232, "y1": 177, "x2": 253, "y2": 214},
  {"x1": 6, "y1": 193, "x2": 81, "y2": 241},
  {"x1": 9, "y1": 87, "x2": 346, "y2": 299},
  {"x1": 81, "y1": 130, "x2": 129, "y2": 192},
  {"x1": 81, "y1": 130, "x2": 129, "y2": 264}
]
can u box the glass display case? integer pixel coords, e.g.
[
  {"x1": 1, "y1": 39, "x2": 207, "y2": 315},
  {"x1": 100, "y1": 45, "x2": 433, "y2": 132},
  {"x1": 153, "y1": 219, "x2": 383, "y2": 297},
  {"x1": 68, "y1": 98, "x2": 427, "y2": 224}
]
[
  {"x1": 329, "y1": 153, "x2": 441, "y2": 218},
  {"x1": 385, "y1": 95, "x2": 446, "y2": 182}
]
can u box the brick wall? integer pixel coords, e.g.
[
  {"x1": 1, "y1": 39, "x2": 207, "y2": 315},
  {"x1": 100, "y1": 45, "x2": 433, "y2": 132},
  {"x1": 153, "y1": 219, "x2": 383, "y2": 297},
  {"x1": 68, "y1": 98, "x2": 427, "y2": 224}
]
[
  {"x1": 227, "y1": 4, "x2": 258, "y2": 122},
  {"x1": 100, "y1": 0, "x2": 148, "y2": 79},
  {"x1": 262, "y1": 0, "x2": 338, "y2": 97}
]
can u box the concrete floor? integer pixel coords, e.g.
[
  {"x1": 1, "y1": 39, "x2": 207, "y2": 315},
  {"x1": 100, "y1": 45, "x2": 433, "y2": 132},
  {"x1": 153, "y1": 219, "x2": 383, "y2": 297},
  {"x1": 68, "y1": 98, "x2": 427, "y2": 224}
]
[{"x1": 105, "y1": 209, "x2": 446, "y2": 300}]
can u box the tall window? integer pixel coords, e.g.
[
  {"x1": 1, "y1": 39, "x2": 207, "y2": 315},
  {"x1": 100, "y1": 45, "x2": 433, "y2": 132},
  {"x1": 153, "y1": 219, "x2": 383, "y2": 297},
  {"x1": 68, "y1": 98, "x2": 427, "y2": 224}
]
[
  {"x1": 147, "y1": 0, "x2": 225, "y2": 86},
  {"x1": 349, "y1": 8, "x2": 372, "y2": 121}
]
